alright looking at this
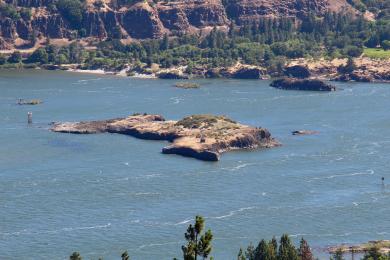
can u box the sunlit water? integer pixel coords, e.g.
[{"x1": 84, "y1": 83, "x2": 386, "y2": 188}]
[{"x1": 0, "y1": 70, "x2": 389, "y2": 260}]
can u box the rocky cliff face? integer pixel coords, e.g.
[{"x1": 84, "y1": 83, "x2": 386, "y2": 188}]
[
  {"x1": 224, "y1": 0, "x2": 354, "y2": 24},
  {"x1": 0, "y1": 0, "x2": 355, "y2": 48}
]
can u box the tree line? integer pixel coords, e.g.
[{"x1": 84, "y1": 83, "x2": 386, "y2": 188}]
[{"x1": 67, "y1": 215, "x2": 390, "y2": 260}]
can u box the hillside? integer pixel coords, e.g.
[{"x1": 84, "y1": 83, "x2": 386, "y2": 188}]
[{"x1": 0, "y1": 0, "x2": 357, "y2": 48}]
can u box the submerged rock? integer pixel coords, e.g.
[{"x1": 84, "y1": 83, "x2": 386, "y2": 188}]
[
  {"x1": 51, "y1": 114, "x2": 280, "y2": 161},
  {"x1": 292, "y1": 130, "x2": 319, "y2": 136},
  {"x1": 175, "y1": 82, "x2": 200, "y2": 89},
  {"x1": 271, "y1": 78, "x2": 336, "y2": 91},
  {"x1": 17, "y1": 99, "x2": 42, "y2": 105}
]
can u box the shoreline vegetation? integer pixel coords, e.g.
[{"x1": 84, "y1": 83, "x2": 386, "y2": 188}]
[
  {"x1": 67, "y1": 215, "x2": 390, "y2": 260},
  {"x1": 1, "y1": 56, "x2": 390, "y2": 83},
  {"x1": 1, "y1": 1, "x2": 390, "y2": 83}
]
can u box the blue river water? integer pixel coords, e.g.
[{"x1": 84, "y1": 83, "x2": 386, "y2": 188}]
[{"x1": 0, "y1": 70, "x2": 389, "y2": 259}]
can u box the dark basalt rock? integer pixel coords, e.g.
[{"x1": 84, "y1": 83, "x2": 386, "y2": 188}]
[
  {"x1": 51, "y1": 114, "x2": 280, "y2": 161},
  {"x1": 157, "y1": 72, "x2": 189, "y2": 79},
  {"x1": 205, "y1": 68, "x2": 221, "y2": 78},
  {"x1": 232, "y1": 67, "x2": 264, "y2": 79},
  {"x1": 162, "y1": 146, "x2": 220, "y2": 161},
  {"x1": 292, "y1": 130, "x2": 319, "y2": 135},
  {"x1": 0, "y1": 0, "x2": 355, "y2": 44},
  {"x1": 271, "y1": 78, "x2": 336, "y2": 91},
  {"x1": 284, "y1": 65, "x2": 311, "y2": 79}
]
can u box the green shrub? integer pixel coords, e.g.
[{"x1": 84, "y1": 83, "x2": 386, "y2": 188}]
[
  {"x1": 0, "y1": 55, "x2": 6, "y2": 65},
  {"x1": 0, "y1": 3, "x2": 20, "y2": 20},
  {"x1": 56, "y1": 0, "x2": 84, "y2": 29},
  {"x1": 176, "y1": 115, "x2": 236, "y2": 129},
  {"x1": 27, "y1": 48, "x2": 49, "y2": 64},
  {"x1": 8, "y1": 52, "x2": 22, "y2": 63}
]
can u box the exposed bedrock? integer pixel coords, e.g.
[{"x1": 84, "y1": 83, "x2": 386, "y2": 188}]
[{"x1": 51, "y1": 114, "x2": 280, "y2": 161}]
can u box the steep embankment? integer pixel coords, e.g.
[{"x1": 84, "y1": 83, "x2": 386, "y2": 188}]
[{"x1": 0, "y1": 0, "x2": 356, "y2": 49}]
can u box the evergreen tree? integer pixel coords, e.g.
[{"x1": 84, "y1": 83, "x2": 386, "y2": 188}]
[
  {"x1": 121, "y1": 250, "x2": 130, "y2": 260},
  {"x1": 298, "y1": 238, "x2": 314, "y2": 260},
  {"x1": 8, "y1": 51, "x2": 22, "y2": 63},
  {"x1": 27, "y1": 48, "x2": 48, "y2": 64},
  {"x1": 330, "y1": 249, "x2": 344, "y2": 260},
  {"x1": 161, "y1": 33, "x2": 169, "y2": 51},
  {"x1": 278, "y1": 234, "x2": 298, "y2": 260},
  {"x1": 246, "y1": 243, "x2": 256, "y2": 260},
  {"x1": 69, "y1": 252, "x2": 82, "y2": 260},
  {"x1": 362, "y1": 247, "x2": 383, "y2": 260},
  {"x1": 182, "y1": 216, "x2": 213, "y2": 260},
  {"x1": 238, "y1": 248, "x2": 246, "y2": 260}
]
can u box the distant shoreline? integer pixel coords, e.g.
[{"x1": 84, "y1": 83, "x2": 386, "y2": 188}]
[{"x1": 1, "y1": 57, "x2": 390, "y2": 83}]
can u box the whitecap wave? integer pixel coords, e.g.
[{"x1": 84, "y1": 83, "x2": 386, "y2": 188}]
[
  {"x1": 77, "y1": 78, "x2": 103, "y2": 83},
  {"x1": 137, "y1": 241, "x2": 181, "y2": 250},
  {"x1": 174, "y1": 219, "x2": 193, "y2": 225},
  {"x1": 134, "y1": 192, "x2": 160, "y2": 196},
  {"x1": 307, "y1": 169, "x2": 374, "y2": 182},
  {"x1": 211, "y1": 206, "x2": 256, "y2": 220},
  {"x1": 1, "y1": 223, "x2": 111, "y2": 237},
  {"x1": 222, "y1": 163, "x2": 255, "y2": 172},
  {"x1": 170, "y1": 97, "x2": 183, "y2": 104}
]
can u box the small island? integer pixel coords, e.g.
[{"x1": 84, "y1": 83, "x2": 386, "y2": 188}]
[
  {"x1": 271, "y1": 78, "x2": 336, "y2": 91},
  {"x1": 51, "y1": 114, "x2": 280, "y2": 161},
  {"x1": 17, "y1": 99, "x2": 42, "y2": 105},
  {"x1": 175, "y1": 82, "x2": 200, "y2": 89}
]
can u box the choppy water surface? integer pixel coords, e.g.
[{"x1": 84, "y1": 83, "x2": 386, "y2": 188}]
[{"x1": 0, "y1": 70, "x2": 389, "y2": 259}]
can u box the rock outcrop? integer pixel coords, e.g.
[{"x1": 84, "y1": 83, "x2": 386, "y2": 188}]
[
  {"x1": 292, "y1": 130, "x2": 319, "y2": 135},
  {"x1": 284, "y1": 65, "x2": 311, "y2": 79},
  {"x1": 51, "y1": 114, "x2": 280, "y2": 161},
  {"x1": 328, "y1": 240, "x2": 390, "y2": 255},
  {"x1": 287, "y1": 58, "x2": 390, "y2": 83},
  {"x1": 0, "y1": 0, "x2": 356, "y2": 47},
  {"x1": 271, "y1": 78, "x2": 336, "y2": 91},
  {"x1": 224, "y1": 0, "x2": 355, "y2": 24}
]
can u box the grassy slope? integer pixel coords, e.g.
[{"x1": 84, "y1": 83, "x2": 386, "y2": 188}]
[{"x1": 363, "y1": 48, "x2": 390, "y2": 59}]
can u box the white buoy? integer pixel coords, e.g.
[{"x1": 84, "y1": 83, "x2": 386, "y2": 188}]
[{"x1": 28, "y1": 112, "x2": 32, "y2": 124}]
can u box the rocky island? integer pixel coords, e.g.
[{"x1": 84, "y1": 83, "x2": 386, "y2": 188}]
[
  {"x1": 51, "y1": 114, "x2": 280, "y2": 161},
  {"x1": 270, "y1": 78, "x2": 336, "y2": 92}
]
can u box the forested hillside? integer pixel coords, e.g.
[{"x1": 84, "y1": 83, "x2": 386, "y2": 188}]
[{"x1": 0, "y1": 0, "x2": 389, "y2": 81}]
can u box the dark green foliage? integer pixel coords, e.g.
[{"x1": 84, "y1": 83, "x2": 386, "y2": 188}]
[
  {"x1": 121, "y1": 250, "x2": 130, "y2": 260},
  {"x1": 182, "y1": 215, "x2": 213, "y2": 260},
  {"x1": 27, "y1": 48, "x2": 49, "y2": 64},
  {"x1": 382, "y1": 40, "x2": 390, "y2": 50},
  {"x1": 0, "y1": 55, "x2": 6, "y2": 65},
  {"x1": 56, "y1": 0, "x2": 84, "y2": 29},
  {"x1": 278, "y1": 234, "x2": 299, "y2": 260},
  {"x1": 0, "y1": 3, "x2": 20, "y2": 20},
  {"x1": 111, "y1": 26, "x2": 122, "y2": 39},
  {"x1": 338, "y1": 57, "x2": 356, "y2": 74},
  {"x1": 69, "y1": 252, "x2": 82, "y2": 260},
  {"x1": 8, "y1": 52, "x2": 22, "y2": 63},
  {"x1": 343, "y1": 45, "x2": 364, "y2": 57},
  {"x1": 20, "y1": 8, "x2": 32, "y2": 21},
  {"x1": 330, "y1": 249, "x2": 345, "y2": 260},
  {"x1": 239, "y1": 234, "x2": 311, "y2": 260},
  {"x1": 238, "y1": 248, "x2": 246, "y2": 260}
]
